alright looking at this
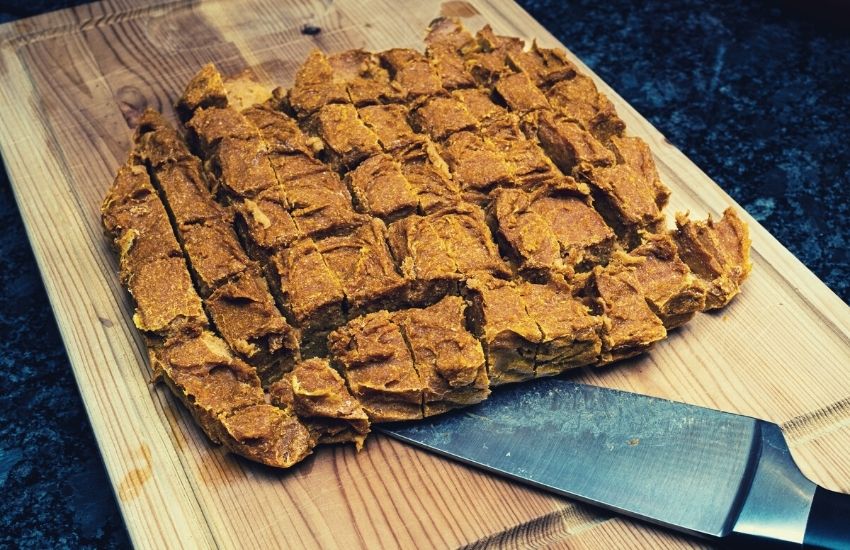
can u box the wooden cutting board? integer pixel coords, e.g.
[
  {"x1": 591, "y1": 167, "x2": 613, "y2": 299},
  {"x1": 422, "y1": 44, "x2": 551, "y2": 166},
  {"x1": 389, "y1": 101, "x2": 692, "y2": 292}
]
[{"x1": 1, "y1": 0, "x2": 849, "y2": 547}]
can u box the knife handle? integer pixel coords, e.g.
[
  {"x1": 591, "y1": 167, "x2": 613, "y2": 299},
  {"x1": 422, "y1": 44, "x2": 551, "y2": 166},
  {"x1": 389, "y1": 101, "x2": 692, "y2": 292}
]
[{"x1": 803, "y1": 486, "x2": 850, "y2": 549}]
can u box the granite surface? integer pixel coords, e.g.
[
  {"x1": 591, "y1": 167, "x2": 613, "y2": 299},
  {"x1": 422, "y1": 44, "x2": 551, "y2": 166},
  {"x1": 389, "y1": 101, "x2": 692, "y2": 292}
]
[{"x1": 0, "y1": 0, "x2": 847, "y2": 547}]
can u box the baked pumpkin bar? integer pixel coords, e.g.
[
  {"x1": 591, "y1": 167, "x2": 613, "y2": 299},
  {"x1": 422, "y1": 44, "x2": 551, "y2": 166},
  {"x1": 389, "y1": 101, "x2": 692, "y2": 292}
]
[
  {"x1": 134, "y1": 110, "x2": 300, "y2": 382},
  {"x1": 102, "y1": 19, "x2": 753, "y2": 469},
  {"x1": 102, "y1": 156, "x2": 316, "y2": 467}
]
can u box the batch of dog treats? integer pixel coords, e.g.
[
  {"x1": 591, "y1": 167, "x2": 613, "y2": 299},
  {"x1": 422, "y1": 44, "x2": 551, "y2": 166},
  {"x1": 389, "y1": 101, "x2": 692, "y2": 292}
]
[{"x1": 101, "y1": 18, "x2": 751, "y2": 468}]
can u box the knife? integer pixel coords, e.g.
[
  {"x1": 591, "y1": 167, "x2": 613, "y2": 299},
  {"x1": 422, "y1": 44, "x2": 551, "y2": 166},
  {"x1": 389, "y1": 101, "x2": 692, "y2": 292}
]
[{"x1": 380, "y1": 378, "x2": 850, "y2": 548}]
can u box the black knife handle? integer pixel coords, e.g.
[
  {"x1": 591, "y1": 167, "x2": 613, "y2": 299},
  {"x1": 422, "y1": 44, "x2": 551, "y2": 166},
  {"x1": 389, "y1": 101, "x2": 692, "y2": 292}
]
[{"x1": 804, "y1": 486, "x2": 850, "y2": 549}]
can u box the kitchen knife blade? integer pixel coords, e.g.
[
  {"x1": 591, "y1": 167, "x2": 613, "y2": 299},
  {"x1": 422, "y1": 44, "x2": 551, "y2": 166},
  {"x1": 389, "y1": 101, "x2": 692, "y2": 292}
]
[{"x1": 380, "y1": 378, "x2": 850, "y2": 548}]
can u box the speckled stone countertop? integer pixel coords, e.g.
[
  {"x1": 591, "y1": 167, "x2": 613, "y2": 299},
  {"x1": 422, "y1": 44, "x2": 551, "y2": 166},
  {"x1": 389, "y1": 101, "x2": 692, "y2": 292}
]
[{"x1": 1, "y1": 0, "x2": 847, "y2": 547}]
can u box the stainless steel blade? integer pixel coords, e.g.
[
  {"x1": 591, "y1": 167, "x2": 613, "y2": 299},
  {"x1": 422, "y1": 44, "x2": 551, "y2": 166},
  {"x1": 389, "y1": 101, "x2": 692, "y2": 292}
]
[{"x1": 380, "y1": 377, "x2": 815, "y2": 541}]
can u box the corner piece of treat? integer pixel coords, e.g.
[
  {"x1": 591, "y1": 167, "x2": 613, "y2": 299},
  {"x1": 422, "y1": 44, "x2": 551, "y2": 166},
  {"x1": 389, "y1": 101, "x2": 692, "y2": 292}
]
[
  {"x1": 176, "y1": 63, "x2": 229, "y2": 121},
  {"x1": 673, "y1": 208, "x2": 752, "y2": 310},
  {"x1": 269, "y1": 358, "x2": 370, "y2": 449}
]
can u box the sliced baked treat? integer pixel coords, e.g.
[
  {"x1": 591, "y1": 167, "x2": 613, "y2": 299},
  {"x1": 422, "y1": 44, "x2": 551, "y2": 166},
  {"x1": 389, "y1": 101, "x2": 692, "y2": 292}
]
[
  {"x1": 546, "y1": 74, "x2": 625, "y2": 142},
  {"x1": 269, "y1": 358, "x2": 370, "y2": 449},
  {"x1": 269, "y1": 153, "x2": 363, "y2": 238},
  {"x1": 419, "y1": 204, "x2": 512, "y2": 280},
  {"x1": 380, "y1": 48, "x2": 443, "y2": 100},
  {"x1": 310, "y1": 103, "x2": 382, "y2": 169},
  {"x1": 412, "y1": 95, "x2": 478, "y2": 141},
  {"x1": 316, "y1": 218, "x2": 408, "y2": 317},
  {"x1": 394, "y1": 296, "x2": 490, "y2": 416},
  {"x1": 233, "y1": 188, "x2": 302, "y2": 258},
  {"x1": 175, "y1": 63, "x2": 228, "y2": 121},
  {"x1": 328, "y1": 311, "x2": 424, "y2": 422},
  {"x1": 622, "y1": 233, "x2": 707, "y2": 329},
  {"x1": 491, "y1": 184, "x2": 615, "y2": 278},
  {"x1": 398, "y1": 141, "x2": 461, "y2": 213},
  {"x1": 465, "y1": 276, "x2": 541, "y2": 385},
  {"x1": 424, "y1": 17, "x2": 477, "y2": 90},
  {"x1": 581, "y1": 264, "x2": 667, "y2": 364},
  {"x1": 464, "y1": 25, "x2": 524, "y2": 85},
  {"x1": 505, "y1": 41, "x2": 578, "y2": 88},
  {"x1": 241, "y1": 105, "x2": 316, "y2": 158},
  {"x1": 493, "y1": 71, "x2": 550, "y2": 114},
  {"x1": 329, "y1": 49, "x2": 402, "y2": 107},
  {"x1": 440, "y1": 130, "x2": 512, "y2": 200},
  {"x1": 269, "y1": 238, "x2": 346, "y2": 334},
  {"x1": 520, "y1": 278, "x2": 602, "y2": 377},
  {"x1": 206, "y1": 266, "x2": 301, "y2": 382},
  {"x1": 480, "y1": 113, "x2": 566, "y2": 190},
  {"x1": 357, "y1": 104, "x2": 424, "y2": 153},
  {"x1": 452, "y1": 88, "x2": 506, "y2": 124},
  {"x1": 584, "y1": 164, "x2": 665, "y2": 245},
  {"x1": 101, "y1": 160, "x2": 206, "y2": 335},
  {"x1": 673, "y1": 208, "x2": 752, "y2": 310},
  {"x1": 608, "y1": 135, "x2": 670, "y2": 209},
  {"x1": 535, "y1": 110, "x2": 616, "y2": 176},
  {"x1": 345, "y1": 154, "x2": 417, "y2": 221},
  {"x1": 386, "y1": 212, "x2": 462, "y2": 305},
  {"x1": 288, "y1": 49, "x2": 350, "y2": 118},
  {"x1": 149, "y1": 331, "x2": 313, "y2": 468}
]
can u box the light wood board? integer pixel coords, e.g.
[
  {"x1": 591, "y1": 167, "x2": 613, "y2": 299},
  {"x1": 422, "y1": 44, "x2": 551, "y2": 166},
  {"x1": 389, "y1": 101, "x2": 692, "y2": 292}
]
[{"x1": 1, "y1": 1, "x2": 849, "y2": 548}]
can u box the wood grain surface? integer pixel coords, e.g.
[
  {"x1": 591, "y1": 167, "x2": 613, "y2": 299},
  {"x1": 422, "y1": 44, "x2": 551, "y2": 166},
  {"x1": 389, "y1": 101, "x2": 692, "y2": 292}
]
[{"x1": 1, "y1": 0, "x2": 849, "y2": 548}]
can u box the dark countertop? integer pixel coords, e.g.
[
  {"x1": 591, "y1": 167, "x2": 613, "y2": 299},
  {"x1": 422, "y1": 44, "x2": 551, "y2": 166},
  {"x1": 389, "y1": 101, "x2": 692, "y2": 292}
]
[{"x1": 0, "y1": 1, "x2": 847, "y2": 547}]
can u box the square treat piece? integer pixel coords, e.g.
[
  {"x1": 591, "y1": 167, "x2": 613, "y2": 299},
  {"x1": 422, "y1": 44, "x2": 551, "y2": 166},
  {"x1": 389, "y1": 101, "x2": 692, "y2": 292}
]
[
  {"x1": 586, "y1": 164, "x2": 664, "y2": 243},
  {"x1": 234, "y1": 189, "x2": 302, "y2": 257},
  {"x1": 128, "y1": 257, "x2": 207, "y2": 336},
  {"x1": 313, "y1": 103, "x2": 382, "y2": 169},
  {"x1": 546, "y1": 75, "x2": 625, "y2": 141},
  {"x1": 242, "y1": 106, "x2": 315, "y2": 157},
  {"x1": 150, "y1": 331, "x2": 313, "y2": 468},
  {"x1": 427, "y1": 204, "x2": 512, "y2": 278},
  {"x1": 399, "y1": 142, "x2": 461, "y2": 213},
  {"x1": 151, "y1": 160, "x2": 223, "y2": 226},
  {"x1": 520, "y1": 279, "x2": 602, "y2": 377},
  {"x1": 329, "y1": 49, "x2": 402, "y2": 106},
  {"x1": 206, "y1": 266, "x2": 300, "y2": 381},
  {"x1": 465, "y1": 276, "x2": 541, "y2": 386},
  {"x1": 288, "y1": 50, "x2": 349, "y2": 117},
  {"x1": 627, "y1": 234, "x2": 707, "y2": 329},
  {"x1": 387, "y1": 213, "x2": 461, "y2": 305},
  {"x1": 380, "y1": 48, "x2": 443, "y2": 99},
  {"x1": 185, "y1": 107, "x2": 259, "y2": 154},
  {"x1": 179, "y1": 217, "x2": 251, "y2": 296},
  {"x1": 394, "y1": 296, "x2": 489, "y2": 416},
  {"x1": 176, "y1": 64, "x2": 228, "y2": 119},
  {"x1": 212, "y1": 136, "x2": 278, "y2": 198},
  {"x1": 535, "y1": 111, "x2": 615, "y2": 176},
  {"x1": 586, "y1": 264, "x2": 667, "y2": 364},
  {"x1": 357, "y1": 104, "x2": 423, "y2": 153},
  {"x1": 317, "y1": 219, "x2": 408, "y2": 316},
  {"x1": 493, "y1": 185, "x2": 615, "y2": 277},
  {"x1": 608, "y1": 135, "x2": 670, "y2": 209},
  {"x1": 506, "y1": 43, "x2": 577, "y2": 88},
  {"x1": 101, "y1": 163, "x2": 183, "y2": 283},
  {"x1": 494, "y1": 71, "x2": 550, "y2": 113},
  {"x1": 412, "y1": 96, "x2": 478, "y2": 141},
  {"x1": 453, "y1": 88, "x2": 506, "y2": 123},
  {"x1": 345, "y1": 154, "x2": 417, "y2": 221},
  {"x1": 268, "y1": 358, "x2": 370, "y2": 448},
  {"x1": 328, "y1": 311, "x2": 424, "y2": 422},
  {"x1": 465, "y1": 25, "x2": 524, "y2": 84},
  {"x1": 427, "y1": 43, "x2": 476, "y2": 90},
  {"x1": 440, "y1": 130, "x2": 512, "y2": 195},
  {"x1": 270, "y1": 238, "x2": 345, "y2": 332},
  {"x1": 273, "y1": 160, "x2": 363, "y2": 238},
  {"x1": 673, "y1": 208, "x2": 751, "y2": 310},
  {"x1": 482, "y1": 115, "x2": 564, "y2": 189}
]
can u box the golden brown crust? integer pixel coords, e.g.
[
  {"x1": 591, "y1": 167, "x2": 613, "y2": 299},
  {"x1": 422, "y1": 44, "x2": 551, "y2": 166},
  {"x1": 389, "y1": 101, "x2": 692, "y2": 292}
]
[
  {"x1": 328, "y1": 311, "x2": 423, "y2": 422},
  {"x1": 268, "y1": 358, "x2": 370, "y2": 448},
  {"x1": 394, "y1": 296, "x2": 489, "y2": 416},
  {"x1": 345, "y1": 154, "x2": 417, "y2": 221},
  {"x1": 673, "y1": 208, "x2": 751, "y2": 309}
]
